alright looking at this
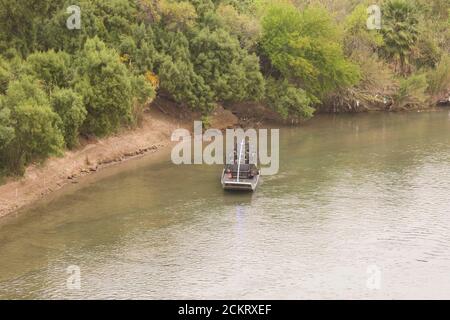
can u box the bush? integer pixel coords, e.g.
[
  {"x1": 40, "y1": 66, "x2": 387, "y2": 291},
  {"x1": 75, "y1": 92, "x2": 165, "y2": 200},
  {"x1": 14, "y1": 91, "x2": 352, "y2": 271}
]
[
  {"x1": 50, "y1": 88, "x2": 87, "y2": 148},
  {"x1": 2, "y1": 75, "x2": 48, "y2": 106},
  {"x1": 118, "y1": 23, "x2": 160, "y2": 75},
  {"x1": 190, "y1": 27, "x2": 265, "y2": 103},
  {"x1": 0, "y1": 56, "x2": 11, "y2": 94},
  {"x1": 412, "y1": 28, "x2": 441, "y2": 70},
  {"x1": 74, "y1": 37, "x2": 133, "y2": 136},
  {"x1": 216, "y1": 4, "x2": 261, "y2": 49},
  {"x1": 260, "y1": 3, "x2": 360, "y2": 101},
  {"x1": 156, "y1": 26, "x2": 265, "y2": 112},
  {"x1": 265, "y1": 78, "x2": 314, "y2": 119},
  {"x1": 24, "y1": 50, "x2": 73, "y2": 93},
  {"x1": 381, "y1": 0, "x2": 419, "y2": 75},
  {"x1": 159, "y1": 54, "x2": 215, "y2": 112},
  {"x1": 393, "y1": 74, "x2": 428, "y2": 109},
  {"x1": 323, "y1": 54, "x2": 398, "y2": 112},
  {"x1": 427, "y1": 54, "x2": 450, "y2": 104},
  {"x1": 130, "y1": 74, "x2": 156, "y2": 125},
  {"x1": 131, "y1": 74, "x2": 156, "y2": 106},
  {"x1": 343, "y1": 3, "x2": 384, "y2": 55},
  {"x1": 0, "y1": 107, "x2": 14, "y2": 153},
  {"x1": 42, "y1": 0, "x2": 138, "y2": 53},
  {"x1": 157, "y1": 31, "x2": 215, "y2": 112},
  {"x1": 159, "y1": 0, "x2": 198, "y2": 31},
  {"x1": 0, "y1": 77, "x2": 64, "y2": 174}
]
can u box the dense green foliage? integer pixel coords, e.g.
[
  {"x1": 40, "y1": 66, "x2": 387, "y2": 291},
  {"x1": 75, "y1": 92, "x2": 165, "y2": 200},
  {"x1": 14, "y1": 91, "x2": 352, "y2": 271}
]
[
  {"x1": 381, "y1": 0, "x2": 419, "y2": 75},
  {"x1": 50, "y1": 88, "x2": 86, "y2": 148},
  {"x1": 265, "y1": 78, "x2": 314, "y2": 119},
  {"x1": 74, "y1": 37, "x2": 135, "y2": 136},
  {"x1": 261, "y1": 3, "x2": 360, "y2": 101},
  {"x1": 0, "y1": 77, "x2": 64, "y2": 174},
  {"x1": 24, "y1": 50, "x2": 73, "y2": 93},
  {"x1": 0, "y1": 0, "x2": 449, "y2": 175}
]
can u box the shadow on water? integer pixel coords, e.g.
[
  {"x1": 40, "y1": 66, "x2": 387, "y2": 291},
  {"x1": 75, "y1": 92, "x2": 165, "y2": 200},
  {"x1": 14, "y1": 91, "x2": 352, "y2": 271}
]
[{"x1": 222, "y1": 191, "x2": 254, "y2": 201}]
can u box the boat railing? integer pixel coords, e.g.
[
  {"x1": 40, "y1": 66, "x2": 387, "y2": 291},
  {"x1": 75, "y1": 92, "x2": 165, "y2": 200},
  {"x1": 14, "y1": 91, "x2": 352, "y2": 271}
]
[{"x1": 236, "y1": 139, "x2": 245, "y2": 182}]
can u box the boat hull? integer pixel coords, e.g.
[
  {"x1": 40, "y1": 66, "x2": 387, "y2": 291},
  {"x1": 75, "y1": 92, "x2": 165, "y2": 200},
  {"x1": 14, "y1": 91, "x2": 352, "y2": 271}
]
[{"x1": 221, "y1": 170, "x2": 259, "y2": 191}]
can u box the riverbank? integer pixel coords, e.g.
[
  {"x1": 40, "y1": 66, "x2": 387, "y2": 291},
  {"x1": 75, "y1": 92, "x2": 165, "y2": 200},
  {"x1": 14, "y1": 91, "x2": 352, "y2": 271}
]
[
  {"x1": 1, "y1": 98, "x2": 447, "y2": 220},
  {"x1": 0, "y1": 100, "x2": 239, "y2": 219}
]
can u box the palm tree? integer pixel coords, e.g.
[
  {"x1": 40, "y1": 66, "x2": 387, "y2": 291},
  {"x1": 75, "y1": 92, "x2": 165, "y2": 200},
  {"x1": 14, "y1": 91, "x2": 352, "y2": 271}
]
[{"x1": 381, "y1": 0, "x2": 419, "y2": 75}]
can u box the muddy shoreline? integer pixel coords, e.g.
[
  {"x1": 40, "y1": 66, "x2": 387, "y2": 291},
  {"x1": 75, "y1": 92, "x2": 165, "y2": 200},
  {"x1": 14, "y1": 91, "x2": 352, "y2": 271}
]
[
  {"x1": 0, "y1": 102, "x2": 239, "y2": 219},
  {"x1": 1, "y1": 100, "x2": 446, "y2": 220}
]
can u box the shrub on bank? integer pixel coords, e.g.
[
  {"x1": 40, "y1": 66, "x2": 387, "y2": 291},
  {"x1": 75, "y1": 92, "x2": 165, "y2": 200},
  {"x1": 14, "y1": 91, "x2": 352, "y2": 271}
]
[
  {"x1": 74, "y1": 37, "x2": 134, "y2": 137},
  {"x1": 426, "y1": 54, "x2": 450, "y2": 104},
  {"x1": 393, "y1": 74, "x2": 428, "y2": 110},
  {"x1": 0, "y1": 77, "x2": 64, "y2": 175},
  {"x1": 50, "y1": 88, "x2": 86, "y2": 149}
]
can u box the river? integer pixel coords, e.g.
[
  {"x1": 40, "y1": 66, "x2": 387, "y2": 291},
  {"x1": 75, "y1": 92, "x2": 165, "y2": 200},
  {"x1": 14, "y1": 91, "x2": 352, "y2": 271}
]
[{"x1": 1, "y1": 111, "x2": 450, "y2": 299}]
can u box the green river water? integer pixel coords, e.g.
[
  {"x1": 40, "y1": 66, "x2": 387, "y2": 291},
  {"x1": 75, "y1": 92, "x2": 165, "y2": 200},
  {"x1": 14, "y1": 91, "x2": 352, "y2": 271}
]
[{"x1": 1, "y1": 111, "x2": 450, "y2": 299}]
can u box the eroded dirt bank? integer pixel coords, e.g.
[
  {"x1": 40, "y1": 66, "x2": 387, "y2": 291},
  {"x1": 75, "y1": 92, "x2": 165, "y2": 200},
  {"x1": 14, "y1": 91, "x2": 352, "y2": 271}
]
[{"x1": 0, "y1": 101, "x2": 238, "y2": 219}]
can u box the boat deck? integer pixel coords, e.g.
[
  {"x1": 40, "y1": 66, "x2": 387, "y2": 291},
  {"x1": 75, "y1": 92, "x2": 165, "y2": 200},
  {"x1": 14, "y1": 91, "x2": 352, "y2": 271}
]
[{"x1": 221, "y1": 169, "x2": 259, "y2": 191}]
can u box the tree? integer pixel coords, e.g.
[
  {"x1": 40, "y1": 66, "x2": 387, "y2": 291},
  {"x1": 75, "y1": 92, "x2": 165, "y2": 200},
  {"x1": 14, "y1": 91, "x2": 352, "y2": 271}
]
[
  {"x1": 50, "y1": 88, "x2": 87, "y2": 148},
  {"x1": 156, "y1": 25, "x2": 265, "y2": 112},
  {"x1": 42, "y1": 0, "x2": 138, "y2": 53},
  {"x1": 74, "y1": 37, "x2": 133, "y2": 137},
  {"x1": 187, "y1": 0, "x2": 215, "y2": 19},
  {"x1": 0, "y1": 56, "x2": 11, "y2": 94},
  {"x1": 2, "y1": 75, "x2": 49, "y2": 107},
  {"x1": 381, "y1": 0, "x2": 419, "y2": 75},
  {"x1": 159, "y1": 54, "x2": 215, "y2": 112},
  {"x1": 159, "y1": 0, "x2": 198, "y2": 31},
  {"x1": 265, "y1": 77, "x2": 314, "y2": 119},
  {"x1": 260, "y1": 3, "x2": 360, "y2": 101},
  {"x1": 216, "y1": 3, "x2": 261, "y2": 49},
  {"x1": 393, "y1": 73, "x2": 428, "y2": 109},
  {"x1": 426, "y1": 54, "x2": 450, "y2": 104},
  {"x1": 343, "y1": 3, "x2": 384, "y2": 56},
  {"x1": 131, "y1": 74, "x2": 156, "y2": 106},
  {"x1": 130, "y1": 73, "x2": 157, "y2": 124},
  {"x1": 25, "y1": 50, "x2": 73, "y2": 93},
  {"x1": 0, "y1": 105, "x2": 15, "y2": 174},
  {"x1": 156, "y1": 30, "x2": 215, "y2": 112},
  {"x1": 328, "y1": 3, "x2": 396, "y2": 113},
  {"x1": 190, "y1": 27, "x2": 265, "y2": 103},
  {"x1": 0, "y1": 76, "x2": 64, "y2": 174},
  {"x1": 222, "y1": 0, "x2": 257, "y2": 14},
  {"x1": 0, "y1": 0, "x2": 60, "y2": 56},
  {"x1": 118, "y1": 23, "x2": 160, "y2": 75},
  {"x1": 0, "y1": 107, "x2": 14, "y2": 164},
  {"x1": 412, "y1": 26, "x2": 441, "y2": 70}
]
